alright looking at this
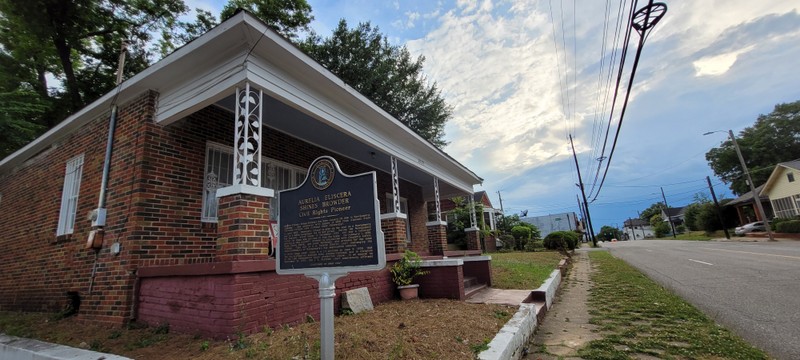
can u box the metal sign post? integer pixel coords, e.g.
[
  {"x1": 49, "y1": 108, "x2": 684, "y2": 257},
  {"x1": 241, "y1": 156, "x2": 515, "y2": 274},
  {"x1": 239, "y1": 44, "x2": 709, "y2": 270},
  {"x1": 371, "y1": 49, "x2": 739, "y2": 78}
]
[
  {"x1": 276, "y1": 156, "x2": 385, "y2": 360},
  {"x1": 308, "y1": 272, "x2": 345, "y2": 360}
]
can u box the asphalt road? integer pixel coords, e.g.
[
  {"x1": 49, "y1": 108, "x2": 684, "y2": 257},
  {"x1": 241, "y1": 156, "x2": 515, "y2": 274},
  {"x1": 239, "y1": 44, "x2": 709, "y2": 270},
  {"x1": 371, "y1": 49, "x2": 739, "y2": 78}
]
[{"x1": 602, "y1": 239, "x2": 800, "y2": 360}]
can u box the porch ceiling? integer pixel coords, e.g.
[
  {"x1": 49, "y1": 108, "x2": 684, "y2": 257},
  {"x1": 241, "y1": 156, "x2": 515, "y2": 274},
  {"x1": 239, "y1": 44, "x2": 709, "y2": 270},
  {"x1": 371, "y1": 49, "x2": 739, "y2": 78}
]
[{"x1": 215, "y1": 94, "x2": 467, "y2": 201}]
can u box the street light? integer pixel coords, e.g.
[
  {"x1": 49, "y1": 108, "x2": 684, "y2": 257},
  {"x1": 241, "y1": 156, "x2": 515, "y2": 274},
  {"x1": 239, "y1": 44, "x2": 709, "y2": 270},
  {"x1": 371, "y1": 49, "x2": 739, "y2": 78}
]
[{"x1": 703, "y1": 130, "x2": 775, "y2": 241}]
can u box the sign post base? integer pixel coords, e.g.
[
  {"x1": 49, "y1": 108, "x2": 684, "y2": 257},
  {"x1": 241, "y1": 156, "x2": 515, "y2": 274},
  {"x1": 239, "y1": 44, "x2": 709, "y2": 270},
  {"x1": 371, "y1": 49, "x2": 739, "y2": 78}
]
[{"x1": 309, "y1": 272, "x2": 346, "y2": 360}]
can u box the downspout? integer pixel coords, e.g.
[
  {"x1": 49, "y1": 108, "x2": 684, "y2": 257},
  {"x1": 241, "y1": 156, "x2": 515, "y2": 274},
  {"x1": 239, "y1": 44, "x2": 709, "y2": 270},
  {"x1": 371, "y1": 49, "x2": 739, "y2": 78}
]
[
  {"x1": 87, "y1": 41, "x2": 127, "y2": 295},
  {"x1": 91, "y1": 41, "x2": 128, "y2": 231}
]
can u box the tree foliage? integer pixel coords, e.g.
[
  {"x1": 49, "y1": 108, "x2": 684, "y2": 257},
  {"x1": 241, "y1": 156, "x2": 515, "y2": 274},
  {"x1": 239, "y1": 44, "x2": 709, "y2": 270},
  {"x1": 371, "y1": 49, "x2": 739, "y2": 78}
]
[
  {"x1": 640, "y1": 202, "x2": 666, "y2": 222},
  {"x1": 0, "y1": 0, "x2": 312, "y2": 157},
  {"x1": 299, "y1": 20, "x2": 451, "y2": 147},
  {"x1": 706, "y1": 100, "x2": 800, "y2": 195},
  {"x1": 445, "y1": 197, "x2": 484, "y2": 250},
  {"x1": 596, "y1": 225, "x2": 621, "y2": 242}
]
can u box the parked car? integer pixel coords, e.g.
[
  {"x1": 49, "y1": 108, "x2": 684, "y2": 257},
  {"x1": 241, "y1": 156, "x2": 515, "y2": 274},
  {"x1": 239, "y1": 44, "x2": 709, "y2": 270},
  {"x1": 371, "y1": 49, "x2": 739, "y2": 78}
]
[{"x1": 735, "y1": 221, "x2": 767, "y2": 235}]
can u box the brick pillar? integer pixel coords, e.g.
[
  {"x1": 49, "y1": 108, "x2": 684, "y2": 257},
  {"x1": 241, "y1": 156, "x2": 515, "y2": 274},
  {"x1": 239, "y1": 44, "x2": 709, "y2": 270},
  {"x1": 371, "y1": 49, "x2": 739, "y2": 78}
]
[
  {"x1": 381, "y1": 215, "x2": 407, "y2": 254},
  {"x1": 465, "y1": 228, "x2": 481, "y2": 251},
  {"x1": 484, "y1": 233, "x2": 497, "y2": 252},
  {"x1": 216, "y1": 190, "x2": 272, "y2": 262},
  {"x1": 427, "y1": 221, "x2": 448, "y2": 255}
]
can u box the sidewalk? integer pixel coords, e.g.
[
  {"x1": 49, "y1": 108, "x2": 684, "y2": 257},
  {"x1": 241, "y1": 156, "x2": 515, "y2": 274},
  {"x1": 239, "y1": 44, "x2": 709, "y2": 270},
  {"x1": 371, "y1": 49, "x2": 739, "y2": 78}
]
[{"x1": 524, "y1": 250, "x2": 599, "y2": 359}]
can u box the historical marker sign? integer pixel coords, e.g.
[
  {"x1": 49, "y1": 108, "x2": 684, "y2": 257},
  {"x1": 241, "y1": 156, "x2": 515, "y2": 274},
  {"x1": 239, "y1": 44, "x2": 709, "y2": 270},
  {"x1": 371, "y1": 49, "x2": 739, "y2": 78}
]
[{"x1": 276, "y1": 156, "x2": 385, "y2": 275}]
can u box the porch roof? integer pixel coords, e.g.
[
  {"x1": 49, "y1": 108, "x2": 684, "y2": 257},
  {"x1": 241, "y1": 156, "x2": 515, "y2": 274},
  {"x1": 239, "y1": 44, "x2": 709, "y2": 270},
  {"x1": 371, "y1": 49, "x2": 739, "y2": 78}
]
[{"x1": 0, "y1": 11, "x2": 481, "y2": 200}]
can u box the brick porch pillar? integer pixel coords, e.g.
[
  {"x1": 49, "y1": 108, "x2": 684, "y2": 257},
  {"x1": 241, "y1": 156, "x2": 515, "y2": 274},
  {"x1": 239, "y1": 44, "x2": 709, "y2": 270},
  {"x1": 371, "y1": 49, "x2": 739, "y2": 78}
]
[
  {"x1": 216, "y1": 186, "x2": 273, "y2": 261},
  {"x1": 427, "y1": 221, "x2": 448, "y2": 255},
  {"x1": 381, "y1": 214, "x2": 407, "y2": 254},
  {"x1": 484, "y1": 233, "x2": 497, "y2": 252},
  {"x1": 465, "y1": 227, "x2": 481, "y2": 251}
]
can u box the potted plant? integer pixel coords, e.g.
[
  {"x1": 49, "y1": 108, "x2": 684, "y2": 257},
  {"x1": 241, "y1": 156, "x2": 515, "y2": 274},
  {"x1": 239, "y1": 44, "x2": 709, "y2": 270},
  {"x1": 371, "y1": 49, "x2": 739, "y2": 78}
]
[{"x1": 390, "y1": 250, "x2": 429, "y2": 300}]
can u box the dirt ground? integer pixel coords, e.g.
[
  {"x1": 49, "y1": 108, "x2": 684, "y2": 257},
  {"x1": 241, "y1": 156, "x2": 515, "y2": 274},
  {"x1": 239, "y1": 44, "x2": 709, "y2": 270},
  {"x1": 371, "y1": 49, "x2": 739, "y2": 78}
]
[
  {"x1": 2, "y1": 299, "x2": 516, "y2": 359},
  {"x1": 525, "y1": 250, "x2": 600, "y2": 359}
]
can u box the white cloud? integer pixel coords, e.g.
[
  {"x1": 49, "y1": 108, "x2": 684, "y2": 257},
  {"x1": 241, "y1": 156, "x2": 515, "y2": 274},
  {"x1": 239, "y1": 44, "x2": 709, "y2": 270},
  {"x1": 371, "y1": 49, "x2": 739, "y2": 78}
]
[{"x1": 692, "y1": 46, "x2": 753, "y2": 77}]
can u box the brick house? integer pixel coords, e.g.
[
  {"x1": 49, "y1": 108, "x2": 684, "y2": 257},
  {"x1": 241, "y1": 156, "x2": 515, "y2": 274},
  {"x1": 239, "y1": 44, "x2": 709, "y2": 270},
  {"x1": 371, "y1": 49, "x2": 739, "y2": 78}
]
[
  {"x1": 438, "y1": 190, "x2": 502, "y2": 252},
  {"x1": 0, "y1": 12, "x2": 490, "y2": 338}
]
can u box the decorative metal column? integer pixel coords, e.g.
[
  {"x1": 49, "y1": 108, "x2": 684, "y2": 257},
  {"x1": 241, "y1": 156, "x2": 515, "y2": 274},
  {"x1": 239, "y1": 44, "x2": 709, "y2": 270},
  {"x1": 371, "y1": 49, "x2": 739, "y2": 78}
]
[
  {"x1": 234, "y1": 82, "x2": 263, "y2": 187},
  {"x1": 433, "y1": 177, "x2": 442, "y2": 222},
  {"x1": 390, "y1": 156, "x2": 401, "y2": 214},
  {"x1": 469, "y1": 195, "x2": 478, "y2": 229}
]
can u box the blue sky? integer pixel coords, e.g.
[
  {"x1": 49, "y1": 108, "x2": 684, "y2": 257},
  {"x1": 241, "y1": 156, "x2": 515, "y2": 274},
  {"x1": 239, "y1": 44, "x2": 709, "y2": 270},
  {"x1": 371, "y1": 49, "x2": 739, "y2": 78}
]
[{"x1": 193, "y1": 1, "x2": 800, "y2": 230}]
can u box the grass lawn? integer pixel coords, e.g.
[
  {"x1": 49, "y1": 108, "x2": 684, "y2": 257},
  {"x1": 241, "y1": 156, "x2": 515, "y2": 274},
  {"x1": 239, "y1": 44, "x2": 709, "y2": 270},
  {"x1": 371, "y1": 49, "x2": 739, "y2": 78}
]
[
  {"x1": 580, "y1": 251, "x2": 768, "y2": 359},
  {"x1": 654, "y1": 230, "x2": 731, "y2": 241},
  {"x1": 489, "y1": 251, "x2": 564, "y2": 289}
]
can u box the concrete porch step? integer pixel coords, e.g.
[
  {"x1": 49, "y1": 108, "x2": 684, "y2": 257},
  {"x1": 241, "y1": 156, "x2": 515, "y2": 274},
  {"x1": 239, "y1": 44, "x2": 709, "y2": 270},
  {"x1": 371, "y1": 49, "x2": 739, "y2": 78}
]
[
  {"x1": 465, "y1": 283, "x2": 488, "y2": 299},
  {"x1": 463, "y1": 276, "x2": 480, "y2": 288}
]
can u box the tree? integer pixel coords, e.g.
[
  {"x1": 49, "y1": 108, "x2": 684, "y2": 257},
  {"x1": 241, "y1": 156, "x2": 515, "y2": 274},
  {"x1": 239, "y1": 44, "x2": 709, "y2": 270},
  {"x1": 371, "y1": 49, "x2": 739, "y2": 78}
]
[
  {"x1": 706, "y1": 100, "x2": 800, "y2": 195},
  {"x1": 299, "y1": 20, "x2": 451, "y2": 147},
  {"x1": 0, "y1": 90, "x2": 46, "y2": 158},
  {"x1": 445, "y1": 197, "x2": 484, "y2": 250},
  {"x1": 596, "y1": 225, "x2": 621, "y2": 242},
  {"x1": 640, "y1": 202, "x2": 666, "y2": 222},
  {"x1": 682, "y1": 203, "x2": 703, "y2": 231},
  {"x1": 0, "y1": 0, "x2": 314, "y2": 157}
]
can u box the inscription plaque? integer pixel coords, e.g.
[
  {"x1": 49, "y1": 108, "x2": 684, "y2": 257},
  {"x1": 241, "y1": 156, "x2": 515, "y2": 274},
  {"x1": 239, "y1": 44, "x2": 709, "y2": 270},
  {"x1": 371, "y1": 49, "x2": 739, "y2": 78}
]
[{"x1": 276, "y1": 156, "x2": 385, "y2": 275}]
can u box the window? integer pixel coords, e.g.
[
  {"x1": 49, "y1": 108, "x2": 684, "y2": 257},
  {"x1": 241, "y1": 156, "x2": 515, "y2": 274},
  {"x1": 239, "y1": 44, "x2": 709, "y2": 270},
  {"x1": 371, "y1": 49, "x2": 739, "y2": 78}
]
[
  {"x1": 385, "y1": 194, "x2": 412, "y2": 243},
  {"x1": 772, "y1": 196, "x2": 798, "y2": 219},
  {"x1": 202, "y1": 143, "x2": 306, "y2": 222},
  {"x1": 57, "y1": 154, "x2": 84, "y2": 236},
  {"x1": 788, "y1": 173, "x2": 795, "y2": 182}
]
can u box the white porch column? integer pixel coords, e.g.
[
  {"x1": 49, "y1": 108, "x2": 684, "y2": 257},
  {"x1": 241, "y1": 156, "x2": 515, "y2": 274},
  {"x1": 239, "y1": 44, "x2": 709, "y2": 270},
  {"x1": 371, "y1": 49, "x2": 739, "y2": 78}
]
[
  {"x1": 434, "y1": 177, "x2": 442, "y2": 222},
  {"x1": 381, "y1": 156, "x2": 407, "y2": 254},
  {"x1": 468, "y1": 195, "x2": 478, "y2": 230}
]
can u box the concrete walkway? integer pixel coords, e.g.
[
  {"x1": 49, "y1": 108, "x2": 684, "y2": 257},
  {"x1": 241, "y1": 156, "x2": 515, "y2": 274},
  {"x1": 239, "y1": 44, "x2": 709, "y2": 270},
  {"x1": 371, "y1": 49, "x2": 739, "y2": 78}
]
[{"x1": 524, "y1": 251, "x2": 600, "y2": 359}]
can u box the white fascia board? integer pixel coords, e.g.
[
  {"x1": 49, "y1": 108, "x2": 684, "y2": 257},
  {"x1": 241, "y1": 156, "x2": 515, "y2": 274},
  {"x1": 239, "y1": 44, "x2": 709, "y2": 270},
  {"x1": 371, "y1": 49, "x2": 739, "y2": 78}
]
[
  {"x1": 154, "y1": 55, "x2": 249, "y2": 125},
  {"x1": 245, "y1": 57, "x2": 475, "y2": 195}
]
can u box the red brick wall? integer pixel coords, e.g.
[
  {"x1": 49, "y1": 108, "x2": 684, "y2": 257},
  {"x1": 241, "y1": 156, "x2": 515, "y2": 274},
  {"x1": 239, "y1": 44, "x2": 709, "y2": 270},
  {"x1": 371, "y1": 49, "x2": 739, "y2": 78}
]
[
  {"x1": 137, "y1": 261, "x2": 394, "y2": 338},
  {"x1": 0, "y1": 89, "x2": 429, "y2": 324},
  {"x1": 381, "y1": 217, "x2": 407, "y2": 254},
  {"x1": 463, "y1": 259, "x2": 492, "y2": 287},
  {"x1": 417, "y1": 265, "x2": 463, "y2": 300}
]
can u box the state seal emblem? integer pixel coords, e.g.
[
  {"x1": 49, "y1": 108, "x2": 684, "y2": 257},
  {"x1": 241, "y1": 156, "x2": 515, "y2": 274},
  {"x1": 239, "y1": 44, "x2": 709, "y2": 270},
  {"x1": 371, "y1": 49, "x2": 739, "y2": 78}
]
[{"x1": 310, "y1": 159, "x2": 335, "y2": 190}]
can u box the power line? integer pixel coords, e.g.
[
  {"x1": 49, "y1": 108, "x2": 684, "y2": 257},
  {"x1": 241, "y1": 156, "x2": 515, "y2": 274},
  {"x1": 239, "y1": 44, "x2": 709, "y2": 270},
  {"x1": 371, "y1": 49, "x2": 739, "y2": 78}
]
[{"x1": 590, "y1": 1, "x2": 667, "y2": 202}]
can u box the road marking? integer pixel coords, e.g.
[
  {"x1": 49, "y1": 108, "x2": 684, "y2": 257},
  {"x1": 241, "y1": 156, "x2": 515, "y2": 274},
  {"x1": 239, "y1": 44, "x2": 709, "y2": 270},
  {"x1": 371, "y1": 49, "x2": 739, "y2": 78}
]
[
  {"x1": 701, "y1": 247, "x2": 800, "y2": 260},
  {"x1": 645, "y1": 249, "x2": 654, "y2": 252},
  {"x1": 688, "y1": 259, "x2": 714, "y2": 266}
]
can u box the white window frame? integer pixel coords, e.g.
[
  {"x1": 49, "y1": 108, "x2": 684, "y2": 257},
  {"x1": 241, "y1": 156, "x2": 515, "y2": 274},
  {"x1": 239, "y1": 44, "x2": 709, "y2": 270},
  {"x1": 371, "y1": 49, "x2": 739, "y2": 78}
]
[
  {"x1": 384, "y1": 194, "x2": 411, "y2": 243},
  {"x1": 57, "y1": 154, "x2": 84, "y2": 236},
  {"x1": 201, "y1": 142, "x2": 306, "y2": 223}
]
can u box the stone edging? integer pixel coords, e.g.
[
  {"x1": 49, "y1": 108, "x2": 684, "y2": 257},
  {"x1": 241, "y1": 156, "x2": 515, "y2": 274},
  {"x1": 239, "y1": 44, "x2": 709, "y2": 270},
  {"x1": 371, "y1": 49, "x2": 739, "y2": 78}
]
[
  {"x1": 478, "y1": 256, "x2": 570, "y2": 360},
  {"x1": 0, "y1": 334, "x2": 132, "y2": 360}
]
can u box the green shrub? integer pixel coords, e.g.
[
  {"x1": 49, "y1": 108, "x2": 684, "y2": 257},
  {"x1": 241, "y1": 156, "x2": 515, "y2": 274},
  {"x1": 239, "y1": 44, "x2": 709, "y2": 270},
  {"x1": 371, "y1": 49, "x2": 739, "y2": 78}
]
[
  {"x1": 775, "y1": 220, "x2": 800, "y2": 233},
  {"x1": 499, "y1": 234, "x2": 515, "y2": 250},
  {"x1": 653, "y1": 222, "x2": 671, "y2": 238},
  {"x1": 675, "y1": 225, "x2": 687, "y2": 234},
  {"x1": 524, "y1": 240, "x2": 544, "y2": 252},
  {"x1": 543, "y1": 231, "x2": 578, "y2": 250}
]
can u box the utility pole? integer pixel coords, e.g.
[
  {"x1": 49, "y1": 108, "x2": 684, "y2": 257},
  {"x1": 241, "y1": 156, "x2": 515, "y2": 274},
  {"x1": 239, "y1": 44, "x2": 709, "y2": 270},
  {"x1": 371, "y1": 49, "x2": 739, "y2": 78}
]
[
  {"x1": 570, "y1": 135, "x2": 597, "y2": 246},
  {"x1": 728, "y1": 130, "x2": 775, "y2": 241},
  {"x1": 637, "y1": 211, "x2": 646, "y2": 239},
  {"x1": 661, "y1": 187, "x2": 677, "y2": 239},
  {"x1": 707, "y1": 176, "x2": 730, "y2": 239},
  {"x1": 576, "y1": 195, "x2": 587, "y2": 242},
  {"x1": 627, "y1": 217, "x2": 633, "y2": 240},
  {"x1": 497, "y1": 191, "x2": 506, "y2": 233}
]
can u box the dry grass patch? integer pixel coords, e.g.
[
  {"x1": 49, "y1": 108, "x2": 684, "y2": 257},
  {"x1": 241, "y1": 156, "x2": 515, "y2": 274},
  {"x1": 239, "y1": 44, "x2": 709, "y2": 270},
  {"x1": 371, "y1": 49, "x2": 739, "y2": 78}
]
[{"x1": 1, "y1": 299, "x2": 514, "y2": 360}]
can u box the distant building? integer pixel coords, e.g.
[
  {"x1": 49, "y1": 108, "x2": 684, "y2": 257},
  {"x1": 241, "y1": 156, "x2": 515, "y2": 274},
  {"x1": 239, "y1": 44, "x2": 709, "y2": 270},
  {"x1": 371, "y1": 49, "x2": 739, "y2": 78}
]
[
  {"x1": 623, "y1": 218, "x2": 654, "y2": 240},
  {"x1": 520, "y1": 212, "x2": 579, "y2": 238}
]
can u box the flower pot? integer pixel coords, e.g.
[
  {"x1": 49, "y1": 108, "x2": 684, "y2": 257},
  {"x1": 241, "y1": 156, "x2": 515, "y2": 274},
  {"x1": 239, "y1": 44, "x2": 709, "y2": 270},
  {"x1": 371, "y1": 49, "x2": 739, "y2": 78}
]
[{"x1": 397, "y1": 284, "x2": 420, "y2": 300}]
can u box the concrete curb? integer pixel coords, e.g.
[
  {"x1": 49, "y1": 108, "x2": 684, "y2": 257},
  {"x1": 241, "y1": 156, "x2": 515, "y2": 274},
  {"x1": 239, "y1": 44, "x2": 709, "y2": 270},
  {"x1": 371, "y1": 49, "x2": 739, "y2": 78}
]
[
  {"x1": 0, "y1": 334, "x2": 132, "y2": 360},
  {"x1": 478, "y1": 265, "x2": 566, "y2": 360}
]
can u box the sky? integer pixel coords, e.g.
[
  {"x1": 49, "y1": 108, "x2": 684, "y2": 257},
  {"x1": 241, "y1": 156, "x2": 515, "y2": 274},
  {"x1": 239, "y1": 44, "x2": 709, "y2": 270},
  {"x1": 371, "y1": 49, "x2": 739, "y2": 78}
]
[{"x1": 192, "y1": 0, "x2": 800, "y2": 230}]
